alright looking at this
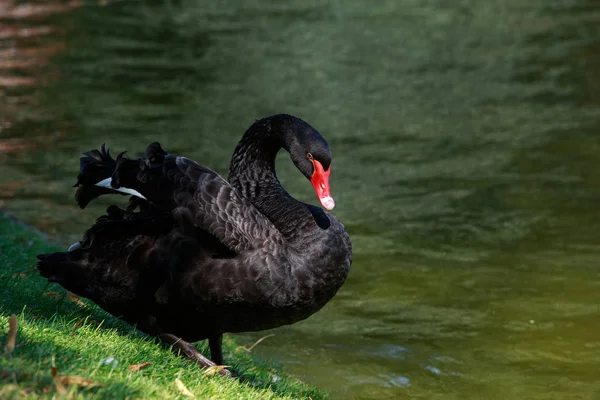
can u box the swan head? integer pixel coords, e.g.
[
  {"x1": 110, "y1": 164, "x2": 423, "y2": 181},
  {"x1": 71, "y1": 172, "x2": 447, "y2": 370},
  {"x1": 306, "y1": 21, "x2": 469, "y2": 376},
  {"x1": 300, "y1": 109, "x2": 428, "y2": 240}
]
[
  {"x1": 254, "y1": 114, "x2": 336, "y2": 211},
  {"x1": 274, "y1": 115, "x2": 335, "y2": 211}
]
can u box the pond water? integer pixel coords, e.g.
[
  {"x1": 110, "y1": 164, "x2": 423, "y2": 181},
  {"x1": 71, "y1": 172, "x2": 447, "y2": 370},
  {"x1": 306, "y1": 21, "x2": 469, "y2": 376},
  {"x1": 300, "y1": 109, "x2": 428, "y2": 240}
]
[{"x1": 2, "y1": 1, "x2": 600, "y2": 399}]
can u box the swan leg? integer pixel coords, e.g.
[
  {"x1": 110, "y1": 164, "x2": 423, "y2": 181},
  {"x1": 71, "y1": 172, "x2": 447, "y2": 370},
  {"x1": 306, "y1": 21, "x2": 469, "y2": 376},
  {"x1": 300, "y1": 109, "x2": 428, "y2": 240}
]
[
  {"x1": 208, "y1": 334, "x2": 224, "y2": 366},
  {"x1": 159, "y1": 333, "x2": 230, "y2": 376}
]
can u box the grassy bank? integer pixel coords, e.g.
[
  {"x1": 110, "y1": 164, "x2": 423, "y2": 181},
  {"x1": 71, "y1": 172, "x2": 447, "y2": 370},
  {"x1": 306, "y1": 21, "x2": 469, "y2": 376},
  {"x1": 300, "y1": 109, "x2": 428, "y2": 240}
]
[{"x1": 0, "y1": 213, "x2": 327, "y2": 399}]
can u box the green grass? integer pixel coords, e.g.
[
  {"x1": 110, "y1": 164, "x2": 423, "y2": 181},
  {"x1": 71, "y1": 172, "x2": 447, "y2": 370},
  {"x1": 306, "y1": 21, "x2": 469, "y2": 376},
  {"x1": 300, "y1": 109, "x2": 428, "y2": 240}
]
[{"x1": 0, "y1": 213, "x2": 328, "y2": 399}]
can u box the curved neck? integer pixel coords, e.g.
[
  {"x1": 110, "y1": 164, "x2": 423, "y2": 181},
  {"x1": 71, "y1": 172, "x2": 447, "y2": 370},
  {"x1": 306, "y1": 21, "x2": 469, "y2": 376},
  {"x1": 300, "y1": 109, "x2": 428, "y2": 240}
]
[{"x1": 227, "y1": 118, "x2": 310, "y2": 239}]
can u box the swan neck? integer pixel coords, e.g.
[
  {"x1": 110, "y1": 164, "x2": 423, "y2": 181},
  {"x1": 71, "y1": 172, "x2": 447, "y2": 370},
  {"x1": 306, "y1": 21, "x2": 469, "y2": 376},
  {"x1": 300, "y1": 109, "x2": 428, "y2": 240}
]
[{"x1": 228, "y1": 123, "x2": 307, "y2": 237}]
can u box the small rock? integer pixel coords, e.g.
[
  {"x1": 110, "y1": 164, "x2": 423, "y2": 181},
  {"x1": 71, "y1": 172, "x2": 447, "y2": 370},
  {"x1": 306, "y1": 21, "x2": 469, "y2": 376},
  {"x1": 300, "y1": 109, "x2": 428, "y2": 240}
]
[{"x1": 101, "y1": 357, "x2": 118, "y2": 368}]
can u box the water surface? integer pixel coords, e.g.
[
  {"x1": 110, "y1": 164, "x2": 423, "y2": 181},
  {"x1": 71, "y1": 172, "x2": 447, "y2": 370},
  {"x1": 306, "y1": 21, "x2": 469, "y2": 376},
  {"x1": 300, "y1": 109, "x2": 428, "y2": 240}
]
[{"x1": 1, "y1": 1, "x2": 600, "y2": 399}]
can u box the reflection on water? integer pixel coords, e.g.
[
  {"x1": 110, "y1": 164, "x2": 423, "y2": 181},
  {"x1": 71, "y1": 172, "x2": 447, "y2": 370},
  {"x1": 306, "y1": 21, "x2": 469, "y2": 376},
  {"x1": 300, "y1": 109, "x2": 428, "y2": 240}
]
[
  {"x1": 0, "y1": 0, "x2": 80, "y2": 212},
  {"x1": 2, "y1": 1, "x2": 600, "y2": 399}
]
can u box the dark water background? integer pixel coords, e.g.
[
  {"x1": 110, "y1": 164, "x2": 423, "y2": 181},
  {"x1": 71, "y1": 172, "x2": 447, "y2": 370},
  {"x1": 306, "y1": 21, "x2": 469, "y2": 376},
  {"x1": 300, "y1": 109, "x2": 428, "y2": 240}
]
[{"x1": 2, "y1": 1, "x2": 600, "y2": 399}]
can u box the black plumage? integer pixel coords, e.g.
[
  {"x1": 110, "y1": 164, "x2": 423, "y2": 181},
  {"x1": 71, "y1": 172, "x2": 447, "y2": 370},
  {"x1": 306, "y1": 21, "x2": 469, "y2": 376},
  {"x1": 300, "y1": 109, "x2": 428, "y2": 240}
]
[{"x1": 37, "y1": 114, "x2": 352, "y2": 370}]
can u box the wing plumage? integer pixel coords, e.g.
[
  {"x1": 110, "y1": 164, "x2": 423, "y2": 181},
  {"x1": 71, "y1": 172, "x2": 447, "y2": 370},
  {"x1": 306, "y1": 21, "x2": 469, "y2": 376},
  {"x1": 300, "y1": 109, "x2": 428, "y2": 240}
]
[{"x1": 74, "y1": 142, "x2": 283, "y2": 254}]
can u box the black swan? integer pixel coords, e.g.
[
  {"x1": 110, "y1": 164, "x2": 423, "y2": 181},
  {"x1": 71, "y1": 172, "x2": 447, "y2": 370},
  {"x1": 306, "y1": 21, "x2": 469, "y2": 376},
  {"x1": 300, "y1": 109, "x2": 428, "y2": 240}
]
[{"x1": 37, "y1": 114, "x2": 352, "y2": 372}]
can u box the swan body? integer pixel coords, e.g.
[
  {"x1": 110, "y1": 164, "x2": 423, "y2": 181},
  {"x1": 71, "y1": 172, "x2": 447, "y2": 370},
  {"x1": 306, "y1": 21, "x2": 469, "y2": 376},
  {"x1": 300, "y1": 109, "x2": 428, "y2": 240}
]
[{"x1": 37, "y1": 114, "x2": 352, "y2": 366}]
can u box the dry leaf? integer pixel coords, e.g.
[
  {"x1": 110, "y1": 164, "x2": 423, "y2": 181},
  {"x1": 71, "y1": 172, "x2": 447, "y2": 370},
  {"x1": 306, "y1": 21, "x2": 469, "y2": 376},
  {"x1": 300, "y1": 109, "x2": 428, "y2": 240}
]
[
  {"x1": 11, "y1": 268, "x2": 36, "y2": 278},
  {"x1": 128, "y1": 362, "x2": 153, "y2": 372},
  {"x1": 203, "y1": 365, "x2": 230, "y2": 376},
  {"x1": 175, "y1": 378, "x2": 195, "y2": 398},
  {"x1": 60, "y1": 375, "x2": 103, "y2": 388},
  {"x1": 51, "y1": 367, "x2": 67, "y2": 396},
  {"x1": 51, "y1": 367, "x2": 103, "y2": 392},
  {"x1": 42, "y1": 292, "x2": 61, "y2": 298},
  {"x1": 4, "y1": 314, "x2": 17, "y2": 354},
  {"x1": 67, "y1": 292, "x2": 86, "y2": 308},
  {"x1": 239, "y1": 334, "x2": 274, "y2": 352},
  {"x1": 71, "y1": 319, "x2": 84, "y2": 336}
]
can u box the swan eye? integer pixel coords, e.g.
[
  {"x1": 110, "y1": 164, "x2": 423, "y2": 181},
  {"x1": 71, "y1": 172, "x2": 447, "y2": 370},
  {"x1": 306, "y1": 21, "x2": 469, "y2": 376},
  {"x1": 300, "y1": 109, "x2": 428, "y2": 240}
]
[{"x1": 306, "y1": 153, "x2": 313, "y2": 161}]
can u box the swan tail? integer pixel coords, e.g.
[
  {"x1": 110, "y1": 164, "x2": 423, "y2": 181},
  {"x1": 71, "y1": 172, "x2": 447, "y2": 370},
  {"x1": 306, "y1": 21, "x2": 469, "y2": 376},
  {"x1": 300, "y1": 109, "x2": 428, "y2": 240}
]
[
  {"x1": 144, "y1": 142, "x2": 168, "y2": 168},
  {"x1": 137, "y1": 142, "x2": 168, "y2": 183},
  {"x1": 74, "y1": 144, "x2": 146, "y2": 208},
  {"x1": 73, "y1": 142, "x2": 192, "y2": 211},
  {"x1": 36, "y1": 250, "x2": 89, "y2": 295}
]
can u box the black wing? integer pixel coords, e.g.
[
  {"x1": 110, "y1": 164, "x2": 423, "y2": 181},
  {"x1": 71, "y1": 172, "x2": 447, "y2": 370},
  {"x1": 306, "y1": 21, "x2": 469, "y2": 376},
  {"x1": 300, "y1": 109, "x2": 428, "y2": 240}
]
[{"x1": 76, "y1": 142, "x2": 284, "y2": 253}]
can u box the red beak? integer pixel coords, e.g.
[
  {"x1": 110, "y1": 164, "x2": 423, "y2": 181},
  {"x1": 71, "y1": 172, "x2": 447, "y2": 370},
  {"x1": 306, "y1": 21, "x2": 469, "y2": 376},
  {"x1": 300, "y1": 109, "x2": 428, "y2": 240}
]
[{"x1": 310, "y1": 160, "x2": 335, "y2": 210}]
